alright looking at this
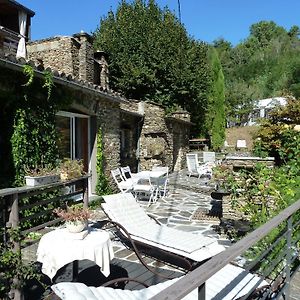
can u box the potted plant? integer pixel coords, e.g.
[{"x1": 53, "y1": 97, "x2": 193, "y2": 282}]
[
  {"x1": 59, "y1": 158, "x2": 85, "y2": 181},
  {"x1": 53, "y1": 205, "x2": 93, "y2": 233},
  {"x1": 24, "y1": 164, "x2": 60, "y2": 186}
]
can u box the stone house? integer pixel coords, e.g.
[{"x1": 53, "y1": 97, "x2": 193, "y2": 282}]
[{"x1": 0, "y1": 0, "x2": 192, "y2": 194}]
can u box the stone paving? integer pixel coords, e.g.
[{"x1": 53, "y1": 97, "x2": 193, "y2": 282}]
[
  {"x1": 107, "y1": 170, "x2": 300, "y2": 299},
  {"x1": 23, "y1": 170, "x2": 300, "y2": 299}
]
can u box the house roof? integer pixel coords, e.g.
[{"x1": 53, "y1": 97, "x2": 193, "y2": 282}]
[
  {"x1": 0, "y1": 52, "x2": 128, "y2": 104},
  {"x1": 255, "y1": 97, "x2": 286, "y2": 109},
  {"x1": 0, "y1": 0, "x2": 35, "y2": 17}
]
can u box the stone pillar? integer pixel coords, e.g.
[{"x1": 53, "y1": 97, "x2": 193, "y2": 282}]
[
  {"x1": 73, "y1": 32, "x2": 94, "y2": 82},
  {"x1": 97, "y1": 100, "x2": 121, "y2": 190}
]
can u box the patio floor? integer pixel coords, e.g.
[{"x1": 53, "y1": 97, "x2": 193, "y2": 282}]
[{"x1": 23, "y1": 170, "x2": 300, "y2": 299}]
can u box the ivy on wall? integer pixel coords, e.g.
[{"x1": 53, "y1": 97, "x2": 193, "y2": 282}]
[
  {"x1": 95, "y1": 127, "x2": 111, "y2": 195},
  {"x1": 10, "y1": 65, "x2": 59, "y2": 186}
]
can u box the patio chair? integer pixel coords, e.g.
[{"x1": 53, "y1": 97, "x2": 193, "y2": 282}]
[
  {"x1": 51, "y1": 263, "x2": 268, "y2": 299},
  {"x1": 101, "y1": 193, "x2": 225, "y2": 270},
  {"x1": 110, "y1": 168, "x2": 133, "y2": 193},
  {"x1": 236, "y1": 139, "x2": 247, "y2": 150},
  {"x1": 151, "y1": 166, "x2": 169, "y2": 197},
  {"x1": 186, "y1": 153, "x2": 212, "y2": 178},
  {"x1": 132, "y1": 176, "x2": 156, "y2": 206},
  {"x1": 120, "y1": 166, "x2": 140, "y2": 184}
]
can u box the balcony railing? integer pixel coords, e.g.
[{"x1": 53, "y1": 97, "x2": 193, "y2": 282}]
[
  {"x1": 1, "y1": 175, "x2": 89, "y2": 235},
  {"x1": 1, "y1": 178, "x2": 299, "y2": 299},
  {"x1": 0, "y1": 26, "x2": 20, "y2": 55},
  {"x1": 151, "y1": 198, "x2": 300, "y2": 299},
  {"x1": 0, "y1": 176, "x2": 89, "y2": 299}
]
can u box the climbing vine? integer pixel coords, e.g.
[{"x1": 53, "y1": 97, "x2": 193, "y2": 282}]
[
  {"x1": 42, "y1": 70, "x2": 55, "y2": 100},
  {"x1": 22, "y1": 64, "x2": 34, "y2": 86},
  {"x1": 11, "y1": 65, "x2": 59, "y2": 186},
  {"x1": 95, "y1": 127, "x2": 111, "y2": 196}
]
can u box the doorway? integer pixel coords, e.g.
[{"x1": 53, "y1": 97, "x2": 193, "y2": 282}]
[
  {"x1": 56, "y1": 111, "x2": 89, "y2": 171},
  {"x1": 56, "y1": 111, "x2": 90, "y2": 195}
]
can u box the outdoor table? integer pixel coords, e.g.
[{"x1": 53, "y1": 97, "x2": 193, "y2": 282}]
[
  {"x1": 135, "y1": 170, "x2": 167, "y2": 180},
  {"x1": 37, "y1": 226, "x2": 114, "y2": 281},
  {"x1": 134, "y1": 170, "x2": 168, "y2": 201}
]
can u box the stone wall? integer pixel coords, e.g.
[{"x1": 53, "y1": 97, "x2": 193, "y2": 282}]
[
  {"x1": 224, "y1": 156, "x2": 275, "y2": 170},
  {"x1": 167, "y1": 119, "x2": 190, "y2": 171},
  {"x1": 132, "y1": 102, "x2": 191, "y2": 171},
  {"x1": 138, "y1": 101, "x2": 172, "y2": 170},
  {"x1": 27, "y1": 32, "x2": 94, "y2": 82},
  {"x1": 26, "y1": 33, "x2": 192, "y2": 190},
  {"x1": 96, "y1": 99, "x2": 121, "y2": 191},
  {"x1": 73, "y1": 32, "x2": 94, "y2": 82}
]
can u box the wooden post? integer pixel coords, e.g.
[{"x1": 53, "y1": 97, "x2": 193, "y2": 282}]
[
  {"x1": 83, "y1": 177, "x2": 89, "y2": 208},
  {"x1": 8, "y1": 193, "x2": 22, "y2": 300}
]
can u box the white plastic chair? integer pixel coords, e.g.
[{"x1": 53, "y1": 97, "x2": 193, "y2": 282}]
[
  {"x1": 236, "y1": 139, "x2": 247, "y2": 150},
  {"x1": 186, "y1": 153, "x2": 200, "y2": 177},
  {"x1": 186, "y1": 154, "x2": 213, "y2": 179},
  {"x1": 133, "y1": 176, "x2": 156, "y2": 206},
  {"x1": 111, "y1": 168, "x2": 133, "y2": 193},
  {"x1": 151, "y1": 166, "x2": 169, "y2": 197},
  {"x1": 120, "y1": 166, "x2": 140, "y2": 184}
]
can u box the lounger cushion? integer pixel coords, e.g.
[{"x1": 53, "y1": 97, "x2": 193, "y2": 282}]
[
  {"x1": 52, "y1": 264, "x2": 268, "y2": 299},
  {"x1": 102, "y1": 194, "x2": 224, "y2": 260}
]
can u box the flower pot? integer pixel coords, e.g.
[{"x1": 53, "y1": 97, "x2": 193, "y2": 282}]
[
  {"x1": 25, "y1": 175, "x2": 60, "y2": 186},
  {"x1": 65, "y1": 220, "x2": 87, "y2": 233}
]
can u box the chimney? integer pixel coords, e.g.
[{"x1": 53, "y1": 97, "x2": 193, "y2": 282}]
[
  {"x1": 94, "y1": 50, "x2": 109, "y2": 90},
  {"x1": 73, "y1": 31, "x2": 94, "y2": 82}
]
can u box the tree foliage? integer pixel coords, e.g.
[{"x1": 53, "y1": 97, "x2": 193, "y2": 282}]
[
  {"x1": 253, "y1": 95, "x2": 300, "y2": 166},
  {"x1": 93, "y1": 0, "x2": 211, "y2": 136},
  {"x1": 215, "y1": 21, "x2": 300, "y2": 124},
  {"x1": 206, "y1": 47, "x2": 225, "y2": 150}
]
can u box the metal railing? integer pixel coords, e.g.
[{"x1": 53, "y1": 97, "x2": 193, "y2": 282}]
[
  {"x1": 0, "y1": 176, "x2": 89, "y2": 300},
  {"x1": 151, "y1": 198, "x2": 300, "y2": 299},
  {"x1": 1, "y1": 175, "x2": 89, "y2": 235}
]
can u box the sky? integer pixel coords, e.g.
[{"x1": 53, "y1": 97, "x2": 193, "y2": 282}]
[{"x1": 20, "y1": 0, "x2": 300, "y2": 46}]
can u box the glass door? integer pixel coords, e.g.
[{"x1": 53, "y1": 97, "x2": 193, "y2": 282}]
[{"x1": 56, "y1": 112, "x2": 90, "y2": 196}]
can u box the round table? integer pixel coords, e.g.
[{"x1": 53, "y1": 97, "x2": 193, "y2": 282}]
[{"x1": 37, "y1": 227, "x2": 114, "y2": 281}]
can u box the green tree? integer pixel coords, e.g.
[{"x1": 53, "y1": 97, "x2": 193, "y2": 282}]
[
  {"x1": 205, "y1": 47, "x2": 225, "y2": 150},
  {"x1": 93, "y1": 0, "x2": 210, "y2": 135},
  {"x1": 219, "y1": 21, "x2": 300, "y2": 124},
  {"x1": 249, "y1": 21, "x2": 286, "y2": 48}
]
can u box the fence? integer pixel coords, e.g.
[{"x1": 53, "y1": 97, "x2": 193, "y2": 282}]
[
  {"x1": 0, "y1": 176, "x2": 89, "y2": 300},
  {"x1": 151, "y1": 198, "x2": 300, "y2": 299}
]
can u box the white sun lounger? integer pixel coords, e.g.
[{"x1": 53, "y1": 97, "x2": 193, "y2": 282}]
[
  {"x1": 52, "y1": 263, "x2": 268, "y2": 300},
  {"x1": 101, "y1": 193, "x2": 225, "y2": 266}
]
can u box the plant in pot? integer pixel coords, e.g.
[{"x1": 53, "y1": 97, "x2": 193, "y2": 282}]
[
  {"x1": 24, "y1": 164, "x2": 60, "y2": 186},
  {"x1": 53, "y1": 205, "x2": 93, "y2": 233},
  {"x1": 59, "y1": 158, "x2": 85, "y2": 181}
]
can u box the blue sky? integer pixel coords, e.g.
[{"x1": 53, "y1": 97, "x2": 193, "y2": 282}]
[{"x1": 20, "y1": 0, "x2": 300, "y2": 46}]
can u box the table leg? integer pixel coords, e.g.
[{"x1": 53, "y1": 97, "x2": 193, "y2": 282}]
[{"x1": 72, "y1": 260, "x2": 79, "y2": 281}]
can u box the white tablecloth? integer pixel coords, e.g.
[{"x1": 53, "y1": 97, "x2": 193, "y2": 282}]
[
  {"x1": 135, "y1": 170, "x2": 167, "y2": 179},
  {"x1": 37, "y1": 227, "x2": 114, "y2": 280}
]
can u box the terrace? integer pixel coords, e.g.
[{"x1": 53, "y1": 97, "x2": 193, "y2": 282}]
[{"x1": 1, "y1": 167, "x2": 300, "y2": 300}]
